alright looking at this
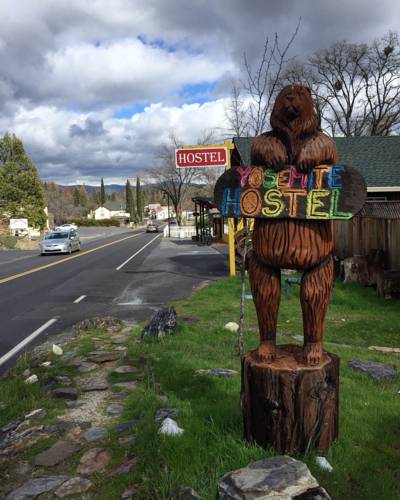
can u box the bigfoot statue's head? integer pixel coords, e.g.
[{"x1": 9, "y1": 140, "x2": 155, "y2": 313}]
[{"x1": 270, "y1": 85, "x2": 319, "y2": 138}]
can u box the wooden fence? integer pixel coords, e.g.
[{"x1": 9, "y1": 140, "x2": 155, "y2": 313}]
[{"x1": 334, "y1": 216, "x2": 400, "y2": 269}]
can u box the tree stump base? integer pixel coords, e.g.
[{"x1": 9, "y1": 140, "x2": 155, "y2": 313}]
[{"x1": 241, "y1": 344, "x2": 339, "y2": 454}]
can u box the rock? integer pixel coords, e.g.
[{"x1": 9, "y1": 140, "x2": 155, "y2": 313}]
[
  {"x1": 87, "y1": 351, "x2": 121, "y2": 363},
  {"x1": 22, "y1": 369, "x2": 31, "y2": 378},
  {"x1": 217, "y1": 456, "x2": 329, "y2": 500},
  {"x1": 113, "y1": 365, "x2": 137, "y2": 374},
  {"x1": 112, "y1": 335, "x2": 129, "y2": 344},
  {"x1": 6, "y1": 476, "x2": 68, "y2": 500},
  {"x1": 0, "y1": 426, "x2": 50, "y2": 456},
  {"x1": 292, "y1": 335, "x2": 304, "y2": 342},
  {"x1": 24, "y1": 375, "x2": 38, "y2": 384},
  {"x1": 81, "y1": 381, "x2": 108, "y2": 392},
  {"x1": 84, "y1": 427, "x2": 108, "y2": 443},
  {"x1": 65, "y1": 400, "x2": 84, "y2": 408},
  {"x1": 33, "y1": 441, "x2": 81, "y2": 467},
  {"x1": 45, "y1": 421, "x2": 90, "y2": 436},
  {"x1": 41, "y1": 361, "x2": 51, "y2": 367},
  {"x1": 113, "y1": 381, "x2": 139, "y2": 391},
  {"x1": 61, "y1": 349, "x2": 78, "y2": 361},
  {"x1": 159, "y1": 418, "x2": 184, "y2": 436},
  {"x1": 108, "y1": 392, "x2": 129, "y2": 401},
  {"x1": 74, "y1": 316, "x2": 122, "y2": 333},
  {"x1": 77, "y1": 447, "x2": 111, "y2": 475},
  {"x1": 54, "y1": 477, "x2": 92, "y2": 498},
  {"x1": 56, "y1": 376, "x2": 72, "y2": 386},
  {"x1": 52, "y1": 388, "x2": 78, "y2": 400},
  {"x1": 156, "y1": 395, "x2": 169, "y2": 404},
  {"x1": 142, "y1": 307, "x2": 177, "y2": 338},
  {"x1": 52, "y1": 344, "x2": 63, "y2": 356},
  {"x1": 177, "y1": 486, "x2": 201, "y2": 499},
  {"x1": 155, "y1": 408, "x2": 178, "y2": 423},
  {"x1": 113, "y1": 420, "x2": 137, "y2": 434},
  {"x1": 368, "y1": 345, "x2": 400, "y2": 354},
  {"x1": 77, "y1": 361, "x2": 98, "y2": 373},
  {"x1": 348, "y1": 359, "x2": 396, "y2": 381},
  {"x1": 224, "y1": 322, "x2": 239, "y2": 333},
  {"x1": 120, "y1": 484, "x2": 141, "y2": 499},
  {"x1": 24, "y1": 409, "x2": 47, "y2": 420},
  {"x1": 106, "y1": 403, "x2": 125, "y2": 416},
  {"x1": 111, "y1": 456, "x2": 138, "y2": 476},
  {"x1": 118, "y1": 436, "x2": 136, "y2": 446},
  {"x1": 1, "y1": 419, "x2": 24, "y2": 434},
  {"x1": 194, "y1": 368, "x2": 238, "y2": 378},
  {"x1": 315, "y1": 457, "x2": 333, "y2": 472},
  {"x1": 293, "y1": 487, "x2": 331, "y2": 499}
]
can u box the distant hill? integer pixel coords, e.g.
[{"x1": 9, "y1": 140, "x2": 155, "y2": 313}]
[{"x1": 58, "y1": 182, "x2": 205, "y2": 193}]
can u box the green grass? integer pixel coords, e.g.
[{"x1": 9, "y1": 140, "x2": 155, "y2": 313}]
[{"x1": 0, "y1": 277, "x2": 399, "y2": 499}]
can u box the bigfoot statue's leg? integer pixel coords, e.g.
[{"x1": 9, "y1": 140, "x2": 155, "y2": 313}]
[
  {"x1": 300, "y1": 254, "x2": 334, "y2": 365},
  {"x1": 248, "y1": 253, "x2": 281, "y2": 362}
]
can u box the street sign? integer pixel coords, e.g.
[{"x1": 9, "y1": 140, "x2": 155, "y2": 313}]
[
  {"x1": 10, "y1": 218, "x2": 28, "y2": 230},
  {"x1": 175, "y1": 146, "x2": 228, "y2": 168}
]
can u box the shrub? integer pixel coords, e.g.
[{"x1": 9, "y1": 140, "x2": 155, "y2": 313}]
[{"x1": 0, "y1": 235, "x2": 17, "y2": 249}]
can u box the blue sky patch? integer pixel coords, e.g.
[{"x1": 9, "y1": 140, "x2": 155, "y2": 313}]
[{"x1": 113, "y1": 104, "x2": 148, "y2": 119}]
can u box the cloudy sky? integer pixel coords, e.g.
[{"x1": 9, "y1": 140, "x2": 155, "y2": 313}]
[{"x1": 0, "y1": 0, "x2": 399, "y2": 184}]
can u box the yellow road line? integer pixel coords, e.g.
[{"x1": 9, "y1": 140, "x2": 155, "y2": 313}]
[{"x1": 0, "y1": 232, "x2": 144, "y2": 286}]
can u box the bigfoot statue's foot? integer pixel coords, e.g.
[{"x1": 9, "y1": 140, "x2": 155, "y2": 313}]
[
  {"x1": 254, "y1": 341, "x2": 276, "y2": 363},
  {"x1": 304, "y1": 342, "x2": 323, "y2": 366}
]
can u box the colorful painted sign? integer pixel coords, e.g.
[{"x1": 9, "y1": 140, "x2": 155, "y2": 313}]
[
  {"x1": 175, "y1": 147, "x2": 228, "y2": 168},
  {"x1": 214, "y1": 165, "x2": 366, "y2": 220}
]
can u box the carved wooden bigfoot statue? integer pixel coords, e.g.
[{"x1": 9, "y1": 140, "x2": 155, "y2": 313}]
[{"x1": 249, "y1": 85, "x2": 337, "y2": 366}]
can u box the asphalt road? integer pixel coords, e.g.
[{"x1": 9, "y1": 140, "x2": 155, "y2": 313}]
[{"x1": 0, "y1": 227, "x2": 228, "y2": 374}]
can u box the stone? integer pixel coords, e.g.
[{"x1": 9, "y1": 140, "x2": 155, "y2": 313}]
[
  {"x1": 159, "y1": 418, "x2": 184, "y2": 436},
  {"x1": 113, "y1": 365, "x2": 137, "y2": 374},
  {"x1": 24, "y1": 375, "x2": 38, "y2": 384},
  {"x1": 33, "y1": 441, "x2": 81, "y2": 467},
  {"x1": 56, "y1": 376, "x2": 72, "y2": 386},
  {"x1": 113, "y1": 420, "x2": 137, "y2": 434},
  {"x1": 52, "y1": 344, "x2": 63, "y2": 356},
  {"x1": 194, "y1": 368, "x2": 238, "y2": 378},
  {"x1": 108, "y1": 392, "x2": 129, "y2": 401},
  {"x1": 22, "y1": 369, "x2": 31, "y2": 378},
  {"x1": 178, "y1": 486, "x2": 201, "y2": 499},
  {"x1": 65, "y1": 400, "x2": 84, "y2": 408},
  {"x1": 0, "y1": 426, "x2": 50, "y2": 456},
  {"x1": 118, "y1": 436, "x2": 136, "y2": 446},
  {"x1": 77, "y1": 447, "x2": 111, "y2": 475},
  {"x1": 52, "y1": 388, "x2": 78, "y2": 400},
  {"x1": 155, "y1": 408, "x2": 178, "y2": 423},
  {"x1": 41, "y1": 361, "x2": 51, "y2": 367},
  {"x1": 24, "y1": 409, "x2": 47, "y2": 420},
  {"x1": 111, "y1": 456, "x2": 138, "y2": 476},
  {"x1": 6, "y1": 476, "x2": 68, "y2": 500},
  {"x1": 142, "y1": 307, "x2": 177, "y2": 338},
  {"x1": 368, "y1": 345, "x2": 400, "y2": 354},
  {"x1": 348, "y1": 359, "x2": 396, "y2": 381},
  {"x1": 315, "y1": 457, "x2": 333, "y2": 472},
  {"x1": 106, "y1": 403, "x2": 125, "y2": 416},
  {"x1": 217, "y1": 456, "x2": 330, "y2": 500},
  {"x1": 156, "y1": 395, "x2": 168, "y2": 404},
  {"x1": 81, "y1": 381, "x2": 108, "y2": 392},
  {"x1": 54, "y1": 477, "x2": 92, "y2": 498},
  {"x1": 45, "y1": 421, "x2": 90, "y2": 436},
  {"x1": 113, "y1": 381, "x2": 139, "y2": 391},
  {"x1": 61, "y1": 349, "x2": 78, "y2": 361},
  {"x1": 112, "y1": 335, "x2": 129, "y2": 344},
  {"x1": 1, "y1": 419, "x2": 24, "y2": 434},
  {"x1": 73, "y1": 316, "x2": 123, "y2": 333},
  {"x1": 77, "y1": 361, "x2": 98, "y2": 373},
  {"x1": 224, "y1": 322, "x2": 239, "y2": 333},
  {"x1": 84, "y1": 427, "x2": 108, "y2": 443},
  {"x1": 120, "y1": 484, "x2": 141, "y2": 499},
  {"x1": 87, "y1": 351, "x2": 121, "y2": 363}
]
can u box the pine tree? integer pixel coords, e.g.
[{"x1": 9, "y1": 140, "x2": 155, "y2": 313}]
[
  {"x1": 125, "y1": 179, "x2": 135, "y2": 221},
  {"x1": 100, "y1": 177, "x2": 106, "y2": 206},
  {"x1": 73, "y1": 188, "x2": 80, "y2": 207},
  {"x1": 136, "y1": 176, "x2": 143, "y2": 222},
  {"x1": 0, "y1": 133, "x2": 47, "y2": 229}
]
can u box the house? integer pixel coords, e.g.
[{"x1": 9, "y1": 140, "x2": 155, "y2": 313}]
[
  {"x1": 146, "y1": 204, "x2": 170, "y2": 220},
  {"x1": 88, "y1": 202, "x2": 130, "y2": 221}
]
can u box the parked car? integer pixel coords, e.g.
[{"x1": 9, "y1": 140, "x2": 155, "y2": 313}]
[
  {"x1": 40, "y1": 230, "x2": 81, "y2": 255},
  {"x1": 146, "y1": 223, "x2": 158, "y2": 233},
  {"x1": 55, "y1": 223, "x2": 78, "y2": 231}
]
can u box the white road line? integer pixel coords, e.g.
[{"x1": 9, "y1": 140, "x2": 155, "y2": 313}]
[
  {"x1": 0, "y1": 318, "x2": 58, "y2": 366},
  {"x1": 116, "y1": 233, "x2": 162, "y2": 271},
  {"x1": 73, "y1": 295, "x2": 87, "y2": 303}
]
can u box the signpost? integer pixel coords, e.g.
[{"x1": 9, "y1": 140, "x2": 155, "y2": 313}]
[{"x1": 175, "y1": 142, "x2": 236, "y2": 277}]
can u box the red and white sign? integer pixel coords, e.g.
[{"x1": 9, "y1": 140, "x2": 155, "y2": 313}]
[{"x1": 175, "y1": 147, "x2": 228, "y2": 168}]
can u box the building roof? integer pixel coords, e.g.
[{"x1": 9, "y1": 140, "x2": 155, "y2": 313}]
[
  {"x1": 104, "y1": 201, "x2": 126, "y2": 211},
  {"x1": 360, "y1": 200, "x2": 400, "y2": 219},
  {"x1": 232, "y1": 136, "x2": 400, "y2": 190}
]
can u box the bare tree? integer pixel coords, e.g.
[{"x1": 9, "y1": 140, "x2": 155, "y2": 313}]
[
  {"x1": 283, "y1": 31, "x2": 400, "y2": 136},
  {"x1": 154, "y1": 130, "x2": 218, "y2": 222},
  {"x1": 226, "y1": 20, "x2": 301, "y2": 137}
]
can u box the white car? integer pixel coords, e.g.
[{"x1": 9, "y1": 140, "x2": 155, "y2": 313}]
[
  {"x1": 55, "y1": 223, "x2": 78, "y2": 231},
  {"x1": 40, "y1": 230, "x2": 81, "y2": 255}
]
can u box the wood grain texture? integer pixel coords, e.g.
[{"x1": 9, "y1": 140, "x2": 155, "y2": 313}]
[{"x1": 241, "y1": 345, "x2": 339, "y2": 453}]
